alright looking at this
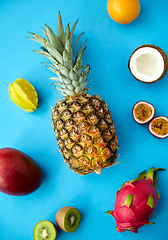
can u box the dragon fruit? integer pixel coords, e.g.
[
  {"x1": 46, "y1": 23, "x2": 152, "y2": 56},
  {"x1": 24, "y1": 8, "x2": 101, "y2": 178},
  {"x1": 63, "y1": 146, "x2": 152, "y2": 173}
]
[{"x1": 106, "y1": 167, "x2": 165, "y2": 233}]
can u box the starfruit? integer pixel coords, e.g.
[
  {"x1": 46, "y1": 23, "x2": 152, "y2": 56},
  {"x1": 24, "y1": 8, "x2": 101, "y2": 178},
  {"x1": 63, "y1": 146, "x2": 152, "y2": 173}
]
[{"x1": 8, "y1": 78, "x2": 38, "y2": 113}]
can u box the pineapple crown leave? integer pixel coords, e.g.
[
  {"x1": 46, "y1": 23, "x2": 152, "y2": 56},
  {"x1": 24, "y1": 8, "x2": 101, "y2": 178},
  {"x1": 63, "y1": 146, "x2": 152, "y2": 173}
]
[{"x1": 28, "y1": 11, "x2": 90, "y2": 97}]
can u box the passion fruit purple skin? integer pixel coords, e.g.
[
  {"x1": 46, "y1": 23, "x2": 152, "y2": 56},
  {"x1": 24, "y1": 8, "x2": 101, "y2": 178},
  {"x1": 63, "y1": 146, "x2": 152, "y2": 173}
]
[
  {"x1": 148, "y1": 116, "x2": 168, "y2": 139},
  {"x1": 132, "y1": 101, "x2": 155, "y2": 124}
]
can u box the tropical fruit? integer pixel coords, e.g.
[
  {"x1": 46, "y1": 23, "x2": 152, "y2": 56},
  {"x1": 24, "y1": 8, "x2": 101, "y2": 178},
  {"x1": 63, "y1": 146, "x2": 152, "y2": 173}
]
[
  {"x1": 149, "y1": 116, "x2": 168, "y2": 138},
  {"x1": 128, "y1": 45, "x2": 168, "y2": 83},
  {"x1": 8, "y1": 78, "x2": 38, "y2": 112},
  {"x1": 106, "y1": 167, "x2": 165, "y2": 233},
  {"x1": 107, "y1": 0, "x2": 140, "y2": 24},
  {"x1": 33, "y1": 220, "x2": 57, "y2": 240},
  {"x1": 132, "y1": 101, "x2": 155, "y2": 124},
  {"x1": 29, "y1": 11, "x2": 119, "y2": 175},
  {"x1": 56, "y1": 206, "x2": 81, "y2": 233},
  {"x1": 0, "y1": 148, "x2": 42, "y2": 196}
]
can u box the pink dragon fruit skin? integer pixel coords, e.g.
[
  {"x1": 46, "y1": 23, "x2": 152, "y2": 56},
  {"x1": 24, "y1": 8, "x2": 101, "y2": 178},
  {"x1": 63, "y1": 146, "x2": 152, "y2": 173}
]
[{"x1": 106, "y1": 167, "x2": 165, "y2": 233}]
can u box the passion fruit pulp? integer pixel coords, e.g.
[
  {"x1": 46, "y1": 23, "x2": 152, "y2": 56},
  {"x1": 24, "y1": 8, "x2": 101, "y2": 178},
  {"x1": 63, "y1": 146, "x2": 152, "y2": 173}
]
[
  {"x1": 132, "y1": 101, "x2": 155, "y2": 124},
  {"x1": 149, "y1": 116, "x2": 168, "y2": 138}
]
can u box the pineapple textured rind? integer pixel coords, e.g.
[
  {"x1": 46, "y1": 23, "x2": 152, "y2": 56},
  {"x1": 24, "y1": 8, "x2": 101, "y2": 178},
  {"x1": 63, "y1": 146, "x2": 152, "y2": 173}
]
[{"x1": 52, "y1": 93, "x2": 119, "y2": 175}]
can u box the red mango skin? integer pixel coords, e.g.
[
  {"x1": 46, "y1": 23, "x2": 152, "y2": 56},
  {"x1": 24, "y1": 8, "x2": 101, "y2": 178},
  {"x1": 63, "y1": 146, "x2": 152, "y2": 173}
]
[{"x1": 0, "y1": 148, "x2": 43, "y2": 196}]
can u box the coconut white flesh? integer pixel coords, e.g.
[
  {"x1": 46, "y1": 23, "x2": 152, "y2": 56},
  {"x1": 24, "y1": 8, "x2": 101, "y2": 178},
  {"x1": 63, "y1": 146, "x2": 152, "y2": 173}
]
[{"x1": 129, "y1": 47, "x2": 165, "y2": 82}]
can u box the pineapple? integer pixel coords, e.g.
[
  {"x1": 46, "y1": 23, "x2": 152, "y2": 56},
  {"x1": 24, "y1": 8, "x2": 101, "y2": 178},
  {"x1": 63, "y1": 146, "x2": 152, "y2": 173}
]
[{"x1": 29, "y1": 11, "x2": 119, "y2": 175}]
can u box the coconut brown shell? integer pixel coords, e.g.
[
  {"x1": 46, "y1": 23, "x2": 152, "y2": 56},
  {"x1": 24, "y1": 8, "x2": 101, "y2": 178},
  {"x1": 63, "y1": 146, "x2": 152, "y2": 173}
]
[{"x1": 128, "y1": 44, "x2": 168, "y2": 83}]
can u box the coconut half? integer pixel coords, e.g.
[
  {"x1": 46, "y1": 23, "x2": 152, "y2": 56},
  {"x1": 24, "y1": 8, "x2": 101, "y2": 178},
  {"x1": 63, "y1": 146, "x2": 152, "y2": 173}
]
[
  {"x1": 128, "y1": 44, "x2": 167, "y2": 83},
  {"x1": 148, "y1": 116, "x2": 168, "y2": 138},
  {"x1": 132, "y1": 101, "x2": 155, "y2": 124}
]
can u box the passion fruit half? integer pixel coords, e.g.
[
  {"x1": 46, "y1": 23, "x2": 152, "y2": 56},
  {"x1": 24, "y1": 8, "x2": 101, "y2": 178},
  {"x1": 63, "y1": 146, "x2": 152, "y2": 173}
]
[
  {"x1": 128, "y1": 44, "x2": 167, "y2": 83},
  {"x1": 148, "y1": 116, "x2": 168, "y2": 138},
  {"x1": 132, "y1": 101, "x2": 155, "y2": 124}
]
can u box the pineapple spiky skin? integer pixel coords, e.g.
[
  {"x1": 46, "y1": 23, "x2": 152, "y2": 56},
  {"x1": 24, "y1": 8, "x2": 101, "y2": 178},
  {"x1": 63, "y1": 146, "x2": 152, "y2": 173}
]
[
  {"x1": 52, "y1": 93, "x2": 118, "y2": 175},
  {"x1": 29, "y1": 11, "x2": 119, "y2": 175}
]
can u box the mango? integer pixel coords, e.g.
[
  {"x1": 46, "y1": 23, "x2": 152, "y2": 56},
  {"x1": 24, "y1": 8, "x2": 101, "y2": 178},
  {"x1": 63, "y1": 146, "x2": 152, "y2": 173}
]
[{"x1": 0, "y1": 148, "x2": 43, "y2": 196}]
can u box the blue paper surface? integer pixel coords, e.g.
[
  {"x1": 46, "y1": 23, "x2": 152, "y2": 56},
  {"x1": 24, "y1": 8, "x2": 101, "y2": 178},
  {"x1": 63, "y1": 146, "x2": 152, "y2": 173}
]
[{"x1": 0, "y1": 0, "x2": 168, "y2": 239}]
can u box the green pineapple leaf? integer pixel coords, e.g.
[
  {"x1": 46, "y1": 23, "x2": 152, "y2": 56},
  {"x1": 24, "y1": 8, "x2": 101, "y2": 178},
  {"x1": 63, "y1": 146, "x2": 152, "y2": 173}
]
[
  {"x1": 33, "y1": 50, "x2": 58, "y2": 65},
  {"x1": 70, "y1": 19, "x2": 78, "y2": 45},
  {"x1": 60, "y1": 76, "x2": 72, "y2": 85},
  {"x1": 45, "y1": 66, "x2": 60, "y2": 76},
  {"x1": 64, "y1": 88, "x2": 76, "y2": 96},
  {"x1": 63, "y1": 49, "x2": 73, "y2": 70},
  {"x1": 75, "y1": 41, "x2": 87, "y2": 63},
  {"x1": 57, "y1": 11, "x2": 65, "y2": 46},
  {"x1": 65, "y1": 26, "x2": 73, "y2": 58},
  {"x1": 73, "y1": 32, "x2": 84, "y2": 53},
  {"x1": 46, "y1": 42, "x2": 63, "y2": 65},
  {"x1": 78, "y1": 67, "x2": 90, "y2": 85},
  {"x1": 40, "y1": 46, "x2": 48, "y2": 53},
  {"x1": 41, "y1": 27, "x2": 48, "y2": 38},
  {"x1": 29, "y1": 11, "x2": 90, "y2": 96},
  {"x1": 54, "y1": 64, "x2": 69, "y2": 78},
  {"x1": 28, "y1": 32, "x2": 47, "y2": 47},
  {"x1": 69, "y1": 68, "x2": 78, "y2": 81},
  {"x1": 45, "y1": 23, "x2": 64, "y2": 54},
  {"x1": 74, "y1": 58, "x2": 82, "y2": 77}
]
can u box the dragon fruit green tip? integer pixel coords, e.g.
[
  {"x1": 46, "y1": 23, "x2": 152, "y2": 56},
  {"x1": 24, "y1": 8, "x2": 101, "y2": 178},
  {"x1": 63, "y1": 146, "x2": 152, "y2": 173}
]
[{"x1": 106, "y1": 167, "x2": 166, "y2": 233}]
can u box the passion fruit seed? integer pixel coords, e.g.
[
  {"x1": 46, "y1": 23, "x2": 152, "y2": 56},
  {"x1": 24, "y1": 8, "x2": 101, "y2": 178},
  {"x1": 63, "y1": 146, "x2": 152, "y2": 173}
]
[
  {"x1": 8, "y1": 78, "x2": 38, "y2": 113},
  {"x1": 149, "y1": 117, "x2": 168, "y2": 137},
  {"x1": 135, "y1": 104, "x2": 152, "y2": 121}
]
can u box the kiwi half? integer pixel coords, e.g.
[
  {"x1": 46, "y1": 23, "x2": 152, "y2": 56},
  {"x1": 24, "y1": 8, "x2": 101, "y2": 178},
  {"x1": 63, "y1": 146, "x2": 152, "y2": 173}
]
[
  {"x1": 33, "y1": 220, "x2": 57, "y2": 240},
  {"x1": 56, "y1": 206, "x2": 81, "y2": 233}
]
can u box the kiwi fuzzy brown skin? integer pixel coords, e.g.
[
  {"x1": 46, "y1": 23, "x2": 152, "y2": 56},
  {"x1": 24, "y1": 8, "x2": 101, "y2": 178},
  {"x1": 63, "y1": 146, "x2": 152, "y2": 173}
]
[
  {"x1": 56, "y1": 206, "x2": 81, "y2": 233},
  {"x1": 148, "y1": 116, "x2": 168, "y2": 139},
  {"x1": 132, "y1": 101, "x2": 155, "y2": 124},
  {"x1": 128, "y1": 44, "x2": 168, "y2": 83}
]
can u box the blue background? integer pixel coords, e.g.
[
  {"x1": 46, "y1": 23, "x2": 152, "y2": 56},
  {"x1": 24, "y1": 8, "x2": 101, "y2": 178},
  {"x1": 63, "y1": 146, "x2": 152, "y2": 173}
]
[{"x1": 0, "y1": 0, "x2": 168, "y2": 239}]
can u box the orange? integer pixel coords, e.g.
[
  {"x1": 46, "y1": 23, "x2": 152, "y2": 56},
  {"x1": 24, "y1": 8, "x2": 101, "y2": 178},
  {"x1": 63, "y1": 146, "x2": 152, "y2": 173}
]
[{"x1": 107, "y1": 0, "x2": 140, "y2": 24}]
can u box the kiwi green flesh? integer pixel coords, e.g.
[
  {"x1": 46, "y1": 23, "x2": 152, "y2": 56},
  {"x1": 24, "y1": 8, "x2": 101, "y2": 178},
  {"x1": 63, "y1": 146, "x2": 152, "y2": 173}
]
[
  {"x1": 64, "y1": 208, "x2": 81, "y2": 233},
  {"x1": 34, "y1": 220, "x2": 57, "y2": 240}
]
